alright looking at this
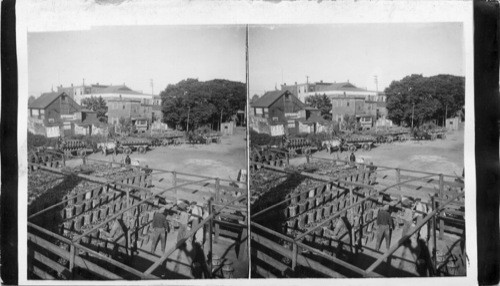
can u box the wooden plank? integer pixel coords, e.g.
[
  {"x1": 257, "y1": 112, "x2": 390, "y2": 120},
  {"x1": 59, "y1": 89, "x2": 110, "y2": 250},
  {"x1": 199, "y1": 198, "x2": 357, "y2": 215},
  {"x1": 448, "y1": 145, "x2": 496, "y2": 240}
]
[
  {"x1": 296, "y1": 241, "x2": 364, "y2": 277},
  {"x1": 28, "y1": 234, "x2": 123, "y2": 280},
  {"x1": 254, "y1": 264, "x2": 278, "y2": 278},
  {"x1": 255, "y1": 250, "x2": 289, "y2": 275},
  {"x1": 31, "y1": 250, "x2": 70, "y2": 278},
  {"x1": 218, "y1": 228, "x2": 239, "y2": 239},
  {"x1": 251, "y1": 233, "x2": 293, "y2": 257},
  {"x1": 219, "y1": 212, "x2": 245, "y2": 221},
  {"x1": 214, "y1": 219, "x2": 247, "y2": 229},
  {"x1": 32, "y1": 265, "x2": 56, "y2": 280}
]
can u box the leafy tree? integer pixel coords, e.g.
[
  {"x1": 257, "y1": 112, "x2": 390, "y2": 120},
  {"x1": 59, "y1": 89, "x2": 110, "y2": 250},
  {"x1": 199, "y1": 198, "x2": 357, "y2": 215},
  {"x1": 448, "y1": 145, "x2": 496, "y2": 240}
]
[
  {"x1": 385, "y1": 74, "x2": 465, "y2": 127},
  {"x1": 251, "y1": 94, "x2": 260, "y2": 104},
  {"x1": 118, "y1": 117, "x2": 134, "y2": 134},
  {"x1": 160, "y1": 78, "x2": 246, "y2": 130},
  {"x1": 28, "y1": 95, "x2": 36, "y2": 106},
  {"x1": 341, "y1": 114, "x2": 360, "y2": 131},
  {"x1": 81, "y1": 96, "x2": 108, "y2": 122},
  {"x1": 305, "y1": 94, "x2": 332, "y2": 120}
]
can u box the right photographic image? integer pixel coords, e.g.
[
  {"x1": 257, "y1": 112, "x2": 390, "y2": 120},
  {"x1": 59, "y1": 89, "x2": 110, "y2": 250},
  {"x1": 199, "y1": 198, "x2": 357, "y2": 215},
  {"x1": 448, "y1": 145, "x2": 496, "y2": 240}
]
[{"x1": 248, "y1": 24, "x2": 466, "y2": 278}]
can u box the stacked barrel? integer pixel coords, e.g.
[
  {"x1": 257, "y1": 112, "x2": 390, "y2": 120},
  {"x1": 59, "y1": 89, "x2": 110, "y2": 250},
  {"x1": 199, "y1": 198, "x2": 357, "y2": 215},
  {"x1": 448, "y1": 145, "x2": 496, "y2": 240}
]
[
  {"x1": 58, "y1": 171, "x2": 155, "y2": 256},
  {"x1": 281, "y1": 167, "x2": 381, "y2": 251}
]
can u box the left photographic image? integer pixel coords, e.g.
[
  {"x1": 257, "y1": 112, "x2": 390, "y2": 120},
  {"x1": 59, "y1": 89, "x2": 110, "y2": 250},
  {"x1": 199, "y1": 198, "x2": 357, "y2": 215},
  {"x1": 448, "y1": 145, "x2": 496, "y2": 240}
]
[{"x1": 26, "y1": 25, "x2": 248, "y2": 280}]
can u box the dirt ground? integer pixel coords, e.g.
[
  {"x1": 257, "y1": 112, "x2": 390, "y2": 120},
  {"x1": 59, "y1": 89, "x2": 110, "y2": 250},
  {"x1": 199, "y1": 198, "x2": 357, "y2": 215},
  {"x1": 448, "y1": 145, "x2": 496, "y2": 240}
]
[
  {"x1": 312, "y1": 129, "x2": 464, "y2": 177},
  {"x1": 84, "y1": 127, "x2": 247, "y2": 181}
]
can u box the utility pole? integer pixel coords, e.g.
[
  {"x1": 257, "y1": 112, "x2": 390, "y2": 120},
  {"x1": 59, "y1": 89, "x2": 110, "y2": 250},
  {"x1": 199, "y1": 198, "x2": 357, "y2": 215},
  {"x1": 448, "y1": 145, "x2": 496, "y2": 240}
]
[
  {"x1": 411, "y1": 102, "x2": 415, "y2": 129},
  {"x1": 374, "y1": 75, "x2": 378, "y2": 92},
  {"x1": 445, "y1": 104, "x2": 448, "y2": 126},
  {"x1": 150, "y1": 79, "x2": 154, "y2": 95},
  {"x1": 187, "y1": 106, "x2": 191, "y2": 133}
]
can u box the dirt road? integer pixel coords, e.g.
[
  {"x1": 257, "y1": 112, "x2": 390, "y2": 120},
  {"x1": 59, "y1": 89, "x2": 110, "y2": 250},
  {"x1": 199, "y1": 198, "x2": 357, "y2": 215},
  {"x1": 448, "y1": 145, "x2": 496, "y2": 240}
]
[
  {"x1": 314, "y1": 129, "x2": 464, "y2": 176},
  {"x1": 86, "y1": 127, "x2": 247, "y2": 181}
]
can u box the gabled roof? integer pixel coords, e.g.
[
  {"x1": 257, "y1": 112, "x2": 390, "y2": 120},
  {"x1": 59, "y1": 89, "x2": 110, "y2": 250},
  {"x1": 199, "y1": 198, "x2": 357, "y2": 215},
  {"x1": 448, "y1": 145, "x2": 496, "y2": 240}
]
[
  {"x1": 93, "y1": 85, "x2": 142, "y2": 95},
  {"x1": 315, "y1": 82, "x2": 368, "y2": 93},
  {"x1": 252, "y1": 90, "x2": 305, "y2": 108},
  {"x1": 29, "y1": 92, "x2": 67, "y2": 109}
]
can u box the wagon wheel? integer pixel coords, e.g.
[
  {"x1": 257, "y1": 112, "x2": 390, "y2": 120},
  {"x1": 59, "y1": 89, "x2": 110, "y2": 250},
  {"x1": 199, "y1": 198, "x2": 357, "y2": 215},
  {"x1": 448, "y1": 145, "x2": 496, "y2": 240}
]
[
  {"x1": 138, "y1": 146, "x2": 145, "y2": 153},
  {"x1": 79, "y1": 149, "x2": 86, "y2": 156},
  {"x1": 399, "y1": 135, "x2": 407, "y2": 142},
  {"x1": 348, "y1": 145, "x2": 357, "y2": 152},
  {"x1": 387, "y1": 136, "x2": 393, "y2": 143},
  {"x1": 363, "y1": 143, "x2": 371, "y2": 151},
  {"x1": 442, "y1": 133, "x2": 447, "y2": 139},
  {"x1": 124, "y1": 147, "x2": 132, "y2": 155}
]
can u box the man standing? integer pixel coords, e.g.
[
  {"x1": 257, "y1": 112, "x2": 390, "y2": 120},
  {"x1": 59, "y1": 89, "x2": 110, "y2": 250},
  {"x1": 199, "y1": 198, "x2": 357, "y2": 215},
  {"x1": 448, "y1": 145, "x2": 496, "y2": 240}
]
[
  {"x1": 375, "y1": 204, "x2": 393, "y2": 251},
  {"x1": 189, "y1": 202, "x2": 204, "y2": 245},
  {"x1": 144, "y1": 165, "x2": 153, "y2": 187},
  {"x1": 100, "y1": 213, "x2": 129, "y2": 262},
  {"x1": 349, "y1": 152, "x2": 356, "y2": 163},
  {"x1": 177, "y1": 201, "x2": 190, "y2": 247},
  {"x1": 400, "y1": 199, "x2": 415, "y2": 239},
  {"x1": 125, "y1": 155, "x2": 131, "y2": 165},
  {"x1": 151, "y1": 208, "x2": 170, "y2": 254}
]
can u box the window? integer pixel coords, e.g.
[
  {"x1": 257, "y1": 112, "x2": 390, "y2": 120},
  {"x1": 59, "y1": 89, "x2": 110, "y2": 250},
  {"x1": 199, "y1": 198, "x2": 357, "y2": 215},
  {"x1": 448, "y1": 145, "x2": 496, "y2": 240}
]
[
  {"x1": 123, "y1": 105, "x2": 125, "y2": 110},
  {"x1": 347, "y1": 102, "x2": 350, "y2": 107},
  {"x1": 272, "y1": 117, "x2": 278, "y2": 121},
  {"x1": 48, "y1": 118, "x2": 54, "y2": 123},
  {"x1": 40, "y1": 109, "x2": 45, "y2": 115}
]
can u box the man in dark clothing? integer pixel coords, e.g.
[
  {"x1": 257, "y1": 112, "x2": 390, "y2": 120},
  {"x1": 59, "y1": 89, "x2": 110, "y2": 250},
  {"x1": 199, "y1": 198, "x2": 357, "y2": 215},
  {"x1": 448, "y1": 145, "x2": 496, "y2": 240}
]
[
  {"x1": 375, "y1": 205, "x2": 393, "y2": 251},
  {"x1": 151, "y1": 208, "x2": 170, "y2": 253},
  {"x1": 144, "y1": 165, "x2": 153, "y2": 187},
  {"x1": 125, "y1": 155, "x2": 131, "y2": 165},
  {"x1": 349, "y1": 152, "x2": 356, "y2": 163}
]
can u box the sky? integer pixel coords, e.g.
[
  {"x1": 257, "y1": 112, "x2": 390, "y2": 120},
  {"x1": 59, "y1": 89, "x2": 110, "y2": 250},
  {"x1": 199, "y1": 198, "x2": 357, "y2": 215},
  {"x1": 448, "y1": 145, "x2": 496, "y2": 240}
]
[
  {"x1": 249, "y1": 23, "x2": 465, "y2": 96},
  {"x1": 28, "y1": 25, "x2": 246, "y2": 97}
]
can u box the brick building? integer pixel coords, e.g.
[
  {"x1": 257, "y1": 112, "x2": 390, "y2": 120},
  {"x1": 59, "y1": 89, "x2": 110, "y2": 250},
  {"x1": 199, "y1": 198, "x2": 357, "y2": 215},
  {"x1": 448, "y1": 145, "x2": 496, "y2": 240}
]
[{"x1": 107, "y1": 98, "x2": 142, "y2": 125}]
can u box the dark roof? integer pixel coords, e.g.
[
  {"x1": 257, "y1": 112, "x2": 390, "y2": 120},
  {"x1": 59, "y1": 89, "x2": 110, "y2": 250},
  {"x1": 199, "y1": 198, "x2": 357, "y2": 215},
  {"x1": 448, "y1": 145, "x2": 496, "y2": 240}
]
[
  {"x1": 252, "y1": 90, "x2": 305, "y2": 108},
  {"x1": 29, "y1": 92, "x2": 65, "y2": 109},
  {"x1": 297, "y1": 113, "x2": 330, "y2": 125},
  {"x1": 93, "y1": 85, "x2": 142, "y2": 95}
]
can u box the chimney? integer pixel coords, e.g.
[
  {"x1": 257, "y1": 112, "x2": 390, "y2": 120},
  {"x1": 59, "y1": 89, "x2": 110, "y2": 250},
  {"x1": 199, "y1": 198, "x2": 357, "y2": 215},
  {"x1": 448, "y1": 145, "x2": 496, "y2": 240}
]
[
  {"x1": 320, "y1": 80, "x2": 323, "y2": 83},
  {"x1": 295, "y1": 81, "x2": 297, "y2": 85},
  {"x1": 284, "y1": 83, "x2": 286, "y2": 86},
  {"x1": 71, "y1": 83, "x2": 73, "y2": 87}
]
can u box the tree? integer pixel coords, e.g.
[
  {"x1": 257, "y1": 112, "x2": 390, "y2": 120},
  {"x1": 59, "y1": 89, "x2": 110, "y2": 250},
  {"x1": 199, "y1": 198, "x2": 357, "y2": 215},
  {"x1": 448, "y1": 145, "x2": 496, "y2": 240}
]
[
  {"x1": 160, "y1": 78, "x2": 246, "y2": 130},
  {"x1": 305, "y1": 94, "x2": 332, "y2": 120},
  {"x1": 118, "y1": 117, "x2": 134, "y2": 134},
  {"x1": 341, "y1": 114, "x2": 360, "y2": 131},
  {"x1": 28, "y1": 95, "x2": 36, "y2": 106},
  {"x1": 251, "y1": 94, "x2": 260, "y2": 104},
  {"x1": 81, "y1": 96, "x2": 108, "y2": 122},
  {"x1": 385, "y1": 74, "x2": 465, "y2": 127}
]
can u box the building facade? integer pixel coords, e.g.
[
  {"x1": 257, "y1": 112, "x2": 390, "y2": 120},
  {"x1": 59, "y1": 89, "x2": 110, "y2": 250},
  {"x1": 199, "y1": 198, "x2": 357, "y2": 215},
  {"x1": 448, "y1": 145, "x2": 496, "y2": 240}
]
[
  {"x1": 107, "y1": 99, "x2": 142, "y2": 125},
  {"x1": 29, "y1": 92, "x2": 81, "y2": 126},
  {"x1": 281, "y1": 81, "x2": 384, "y2": 103}
]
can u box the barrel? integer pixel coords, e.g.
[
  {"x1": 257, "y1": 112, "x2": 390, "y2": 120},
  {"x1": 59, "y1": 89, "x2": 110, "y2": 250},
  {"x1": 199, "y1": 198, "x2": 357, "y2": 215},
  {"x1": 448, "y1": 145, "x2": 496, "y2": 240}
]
[
  {"x1": 65, "y1": 205, "x2": 75, "y2": 219},
  {"x1": 315, "y1": 208, "x2": 323, "y2": 221},
  {"x1": 298, "y1": 202, "x2": 307, "y2": 214},
  {"x1": 307, "y1": 198, "x2": 315, "y2": 210},
  {"x1": 74, "y1": 216, "x2": 83, "y2": 231},
  {"x1": 288, "y1": 205, "x2": 298, "y2": 217},
  {"x1": 83, "y1": 212, "x2": 92, "y2": 225},
  {"x1": 298, "y1": 214, "x2": 306, "y2": 229},
  {"x1": 307, "y1": 211, "x2": 315, "y2": 224}
]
